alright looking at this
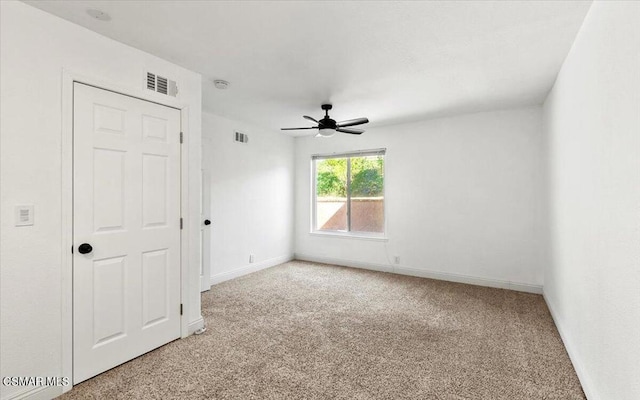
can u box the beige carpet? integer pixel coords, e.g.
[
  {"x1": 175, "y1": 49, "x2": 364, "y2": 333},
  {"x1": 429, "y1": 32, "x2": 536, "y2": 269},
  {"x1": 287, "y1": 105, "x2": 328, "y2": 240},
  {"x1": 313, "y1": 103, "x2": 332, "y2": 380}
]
[{"x1": 60, "y1": 260, "x2": 585, "y2": 399}]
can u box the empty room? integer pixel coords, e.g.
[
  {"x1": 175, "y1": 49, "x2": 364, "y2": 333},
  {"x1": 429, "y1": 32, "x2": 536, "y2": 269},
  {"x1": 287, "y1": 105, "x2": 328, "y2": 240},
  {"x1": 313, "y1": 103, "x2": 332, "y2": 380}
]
[{"x1": 1, "y1": 1, "x2": 638, "y2": 399}]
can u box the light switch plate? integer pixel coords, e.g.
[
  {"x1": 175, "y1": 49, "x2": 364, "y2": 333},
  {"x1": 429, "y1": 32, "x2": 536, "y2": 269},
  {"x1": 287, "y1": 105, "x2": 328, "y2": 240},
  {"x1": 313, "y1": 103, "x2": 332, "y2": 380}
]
[{"x1": 15, "y1": 205, "x2": 34, "y2": 226}]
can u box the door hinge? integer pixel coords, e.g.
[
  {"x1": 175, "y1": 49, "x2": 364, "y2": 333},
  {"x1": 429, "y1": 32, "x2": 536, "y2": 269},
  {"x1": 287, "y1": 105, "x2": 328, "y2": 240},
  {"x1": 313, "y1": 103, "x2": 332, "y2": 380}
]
[
  {"x1": 180, "y1": 218, "x2": 183, "y2": 229},
  {"x1": 180, "y1": 304, "x2": 183, "y2": 315},
  {"x1": 180, "y1": 132, "x2": 183, "y2": 143}
]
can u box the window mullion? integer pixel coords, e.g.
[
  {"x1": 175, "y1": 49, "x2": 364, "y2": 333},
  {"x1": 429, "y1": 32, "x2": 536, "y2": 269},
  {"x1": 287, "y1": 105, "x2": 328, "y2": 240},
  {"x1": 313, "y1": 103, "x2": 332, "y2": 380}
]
[{"x1": 346, "y1": 157, "x2": 352, "y2": 232}]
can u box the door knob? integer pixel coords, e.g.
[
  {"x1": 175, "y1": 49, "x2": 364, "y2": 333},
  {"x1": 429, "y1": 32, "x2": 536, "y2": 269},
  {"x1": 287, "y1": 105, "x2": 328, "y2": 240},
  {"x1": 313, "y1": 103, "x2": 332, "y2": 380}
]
[
  {"x1": 78, "y1": 243, "x2": 93, "y2": 254},
  {"x1": 204, "y1": 219, "x2": 211, "y2": 226}
]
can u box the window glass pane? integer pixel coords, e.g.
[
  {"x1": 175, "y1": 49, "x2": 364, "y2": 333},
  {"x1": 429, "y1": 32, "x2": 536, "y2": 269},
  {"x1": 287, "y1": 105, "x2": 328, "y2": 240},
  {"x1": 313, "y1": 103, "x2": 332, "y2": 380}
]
[
  {"x1": 349, "y1": 155, "x2": 384, "y2": 233},
  {"x1": 316, "y1": 158, "x2": 347, "y2": 231}
]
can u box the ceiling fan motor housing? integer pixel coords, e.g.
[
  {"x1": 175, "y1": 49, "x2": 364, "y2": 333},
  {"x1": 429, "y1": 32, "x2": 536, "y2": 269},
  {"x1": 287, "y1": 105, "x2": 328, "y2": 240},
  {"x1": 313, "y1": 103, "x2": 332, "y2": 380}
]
[{"x1": 319, "y1": 118, "x2": 337, "y2": 130}]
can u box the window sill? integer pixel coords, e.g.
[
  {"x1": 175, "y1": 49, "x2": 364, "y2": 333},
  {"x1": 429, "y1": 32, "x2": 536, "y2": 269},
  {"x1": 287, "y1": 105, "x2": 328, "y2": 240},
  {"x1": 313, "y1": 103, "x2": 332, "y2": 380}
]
[{"x1": 309, "y1": 231, "x2": 389, "y2": 242}]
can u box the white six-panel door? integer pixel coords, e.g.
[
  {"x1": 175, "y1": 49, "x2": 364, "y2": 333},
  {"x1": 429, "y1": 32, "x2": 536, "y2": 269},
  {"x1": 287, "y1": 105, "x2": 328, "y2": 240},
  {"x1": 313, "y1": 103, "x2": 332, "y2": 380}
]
[{"x1": 73, "y1": 83, "x2": 181, "y2": 383}]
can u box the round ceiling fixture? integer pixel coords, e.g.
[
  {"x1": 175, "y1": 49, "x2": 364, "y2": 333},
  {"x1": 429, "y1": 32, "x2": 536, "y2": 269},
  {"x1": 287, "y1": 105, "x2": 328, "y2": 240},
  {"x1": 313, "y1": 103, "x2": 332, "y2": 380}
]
[
  {"x1": 213, "y1": 80, "x2": 230, "y2": 90},
  {"x1": 86, "y1": 9, "x2": 111, "y2": 21}
]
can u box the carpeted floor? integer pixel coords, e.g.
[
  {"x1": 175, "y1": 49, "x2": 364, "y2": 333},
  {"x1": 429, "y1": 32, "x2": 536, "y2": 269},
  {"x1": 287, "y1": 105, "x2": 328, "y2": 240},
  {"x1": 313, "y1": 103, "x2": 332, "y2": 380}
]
[{"x1": 60, "y1": 260, "x2": 585, "y2": 399}]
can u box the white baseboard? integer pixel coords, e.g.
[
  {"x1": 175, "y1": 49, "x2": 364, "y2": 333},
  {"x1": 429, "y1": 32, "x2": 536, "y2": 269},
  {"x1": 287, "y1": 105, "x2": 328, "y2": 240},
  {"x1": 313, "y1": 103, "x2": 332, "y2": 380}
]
[
  {"x1": 294, "y1": 253, "x2": 542, "y2": 294},
  {"x1": 4, "y1": 385, "x2": 63, "y2": 400},
  {"x1": 210, "y1": 254, "x2": 294, "y2": 286},
  {"x1": 187, "y1": 316, "x2": 205, "y2": 336},
  {"x1": 543, "y1": 293, "x2": 595, "y2": 400},
  {"x1": 295, "y1": 253, "x2": 394, "y2": 274},
  {"x1": 395, "y1": 265, "x2": 542, "y2": 294}
]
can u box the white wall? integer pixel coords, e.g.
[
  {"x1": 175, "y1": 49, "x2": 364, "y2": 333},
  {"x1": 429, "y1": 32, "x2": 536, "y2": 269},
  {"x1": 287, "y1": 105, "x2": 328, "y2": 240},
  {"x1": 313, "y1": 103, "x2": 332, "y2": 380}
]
[
  {"x1": 295, "y1": 106, "x2": 545, "y2": 292},
  {"x1": 0, "y1": 2, "x2": 202, "y2": 399},
  {"x1": 542, "y1": 2, "x2": 640, "y2": 399},
  {"x1": 203, "y1": 112, "x2": 295, "y2": 284}
]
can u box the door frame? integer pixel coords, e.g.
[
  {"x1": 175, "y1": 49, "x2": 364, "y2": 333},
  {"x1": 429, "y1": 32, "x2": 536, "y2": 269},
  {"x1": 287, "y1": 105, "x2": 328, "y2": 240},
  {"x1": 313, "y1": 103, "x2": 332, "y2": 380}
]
[
  {"x1": 200, "y1": 168, "x2": 212, "y2": 292},
  {"x1": 60, "y1": 70, "x2": 193, "y2": 392}
]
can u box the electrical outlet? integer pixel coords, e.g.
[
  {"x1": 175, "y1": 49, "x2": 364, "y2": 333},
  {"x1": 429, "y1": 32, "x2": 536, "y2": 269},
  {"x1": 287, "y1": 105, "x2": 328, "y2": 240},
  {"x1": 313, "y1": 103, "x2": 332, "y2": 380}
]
[
  {"x1": 394, "y1": 256, "x2": 400, "y2": 264},
  {"x1": 249, "y1": 254, "x2": 255, "y2": 263}
]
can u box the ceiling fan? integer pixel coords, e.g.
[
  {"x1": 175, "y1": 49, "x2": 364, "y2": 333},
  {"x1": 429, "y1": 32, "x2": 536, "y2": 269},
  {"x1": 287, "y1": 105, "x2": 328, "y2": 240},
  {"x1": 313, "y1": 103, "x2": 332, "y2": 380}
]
[{"x1": 281, "y1": 104, "x2": 369, "y2": 137}]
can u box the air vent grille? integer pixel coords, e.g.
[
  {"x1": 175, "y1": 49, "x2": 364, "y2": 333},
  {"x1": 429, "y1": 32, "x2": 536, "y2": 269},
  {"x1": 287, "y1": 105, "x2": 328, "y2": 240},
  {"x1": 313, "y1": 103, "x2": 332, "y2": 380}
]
[
  {"x1": 235, "y1": 132, "x2": 248, "y2": 144},
  {"x1": 157, "y1": 76, "x2": 168, "y2": 94},
  {"x1": 146, "y1": 71, "x2": 178, "y2": 97},
  {"x1": 146, "y1": 72, "x2": 155, "y2": 90}
]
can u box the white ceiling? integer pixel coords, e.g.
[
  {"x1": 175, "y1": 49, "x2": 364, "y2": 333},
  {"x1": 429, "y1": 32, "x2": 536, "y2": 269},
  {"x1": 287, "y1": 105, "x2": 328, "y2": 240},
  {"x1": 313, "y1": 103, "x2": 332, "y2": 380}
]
[{"x1": 25, "y1": 0, "x2": 592, "y2": 135}]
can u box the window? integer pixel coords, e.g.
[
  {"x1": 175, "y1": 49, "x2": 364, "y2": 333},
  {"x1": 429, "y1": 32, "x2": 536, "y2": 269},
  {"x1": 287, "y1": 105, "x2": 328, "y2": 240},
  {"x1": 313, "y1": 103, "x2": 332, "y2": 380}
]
[{"x1": 312, "y1": 149, "x2": 385, "y2": 237}]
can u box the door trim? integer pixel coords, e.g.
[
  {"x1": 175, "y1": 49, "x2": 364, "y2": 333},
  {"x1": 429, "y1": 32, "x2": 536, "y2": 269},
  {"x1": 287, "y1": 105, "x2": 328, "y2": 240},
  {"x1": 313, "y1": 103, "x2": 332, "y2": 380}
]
[
  {"x1": 61, "y1": 69, "x2": 192, "y2": 394},
  {"x1": 200, "y1": 168, "x2": 212, "y2": 292}
]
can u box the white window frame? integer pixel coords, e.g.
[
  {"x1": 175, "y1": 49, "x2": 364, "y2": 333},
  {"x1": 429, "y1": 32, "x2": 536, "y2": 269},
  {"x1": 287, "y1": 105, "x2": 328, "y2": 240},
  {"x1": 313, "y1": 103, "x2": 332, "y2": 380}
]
[{"x1": 311, "y1": 149, "x2": 387, "y2": 240}]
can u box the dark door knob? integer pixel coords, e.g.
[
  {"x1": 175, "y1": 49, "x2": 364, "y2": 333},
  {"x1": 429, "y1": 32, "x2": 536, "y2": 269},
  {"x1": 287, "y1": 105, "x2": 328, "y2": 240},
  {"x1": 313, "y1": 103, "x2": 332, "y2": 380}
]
[
  {"x1": 204, "y1": 219, "x2": 211, "y2": 226},
  {"x1": 78, "y1": 243, "x2": 93, "y2": 254}
]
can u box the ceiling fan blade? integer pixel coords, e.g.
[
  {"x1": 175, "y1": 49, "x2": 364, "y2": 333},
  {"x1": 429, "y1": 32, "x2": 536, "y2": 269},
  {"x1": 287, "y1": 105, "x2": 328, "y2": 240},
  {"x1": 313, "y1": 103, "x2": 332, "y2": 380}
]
[
  {"x1": 336, "y1": 127, "x2": 364, "y2": 135},
  {"x1": 303, "y1": 115, "x2": 319, "y2": 123},
  {"x1": 336, "y1": 118, "x2": 369, "y2": 128},
  {"x1": 281, "y1": 126, "x2": 318, "y2": 130}
]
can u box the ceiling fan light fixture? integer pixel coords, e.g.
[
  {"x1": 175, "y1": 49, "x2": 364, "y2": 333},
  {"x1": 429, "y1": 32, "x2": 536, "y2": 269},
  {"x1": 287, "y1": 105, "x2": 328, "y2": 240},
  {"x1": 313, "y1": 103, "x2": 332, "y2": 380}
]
[{"x1": 317, "y1": 129, "x2": 335, "y2": 138}]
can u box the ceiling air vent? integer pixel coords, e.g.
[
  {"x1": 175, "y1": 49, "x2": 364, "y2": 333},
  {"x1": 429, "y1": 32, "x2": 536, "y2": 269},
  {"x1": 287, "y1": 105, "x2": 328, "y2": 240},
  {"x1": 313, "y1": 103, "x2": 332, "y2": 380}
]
[
  {"x1": 146, "y1": 72, "x2": 178, "y2": 97},
  {"x1": 235, "y1": 132, "x2": 248, "y2": 144}
]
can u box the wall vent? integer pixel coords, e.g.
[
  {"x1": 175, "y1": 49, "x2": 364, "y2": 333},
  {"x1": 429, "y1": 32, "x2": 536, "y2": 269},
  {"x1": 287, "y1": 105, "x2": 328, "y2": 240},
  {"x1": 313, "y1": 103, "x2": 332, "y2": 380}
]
[
  {"x1": 157, "y1": 76, "x2": 168, "y2": 94},
  {"x1": 235, "y1": 132, "x2": 249, "y2": 144},
  {"x1": 146, "y1": 72, "x2": 178, "y2": 97},
  {"x1": 146, "y1": 72, "x2": 156, "y2": 90}
]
